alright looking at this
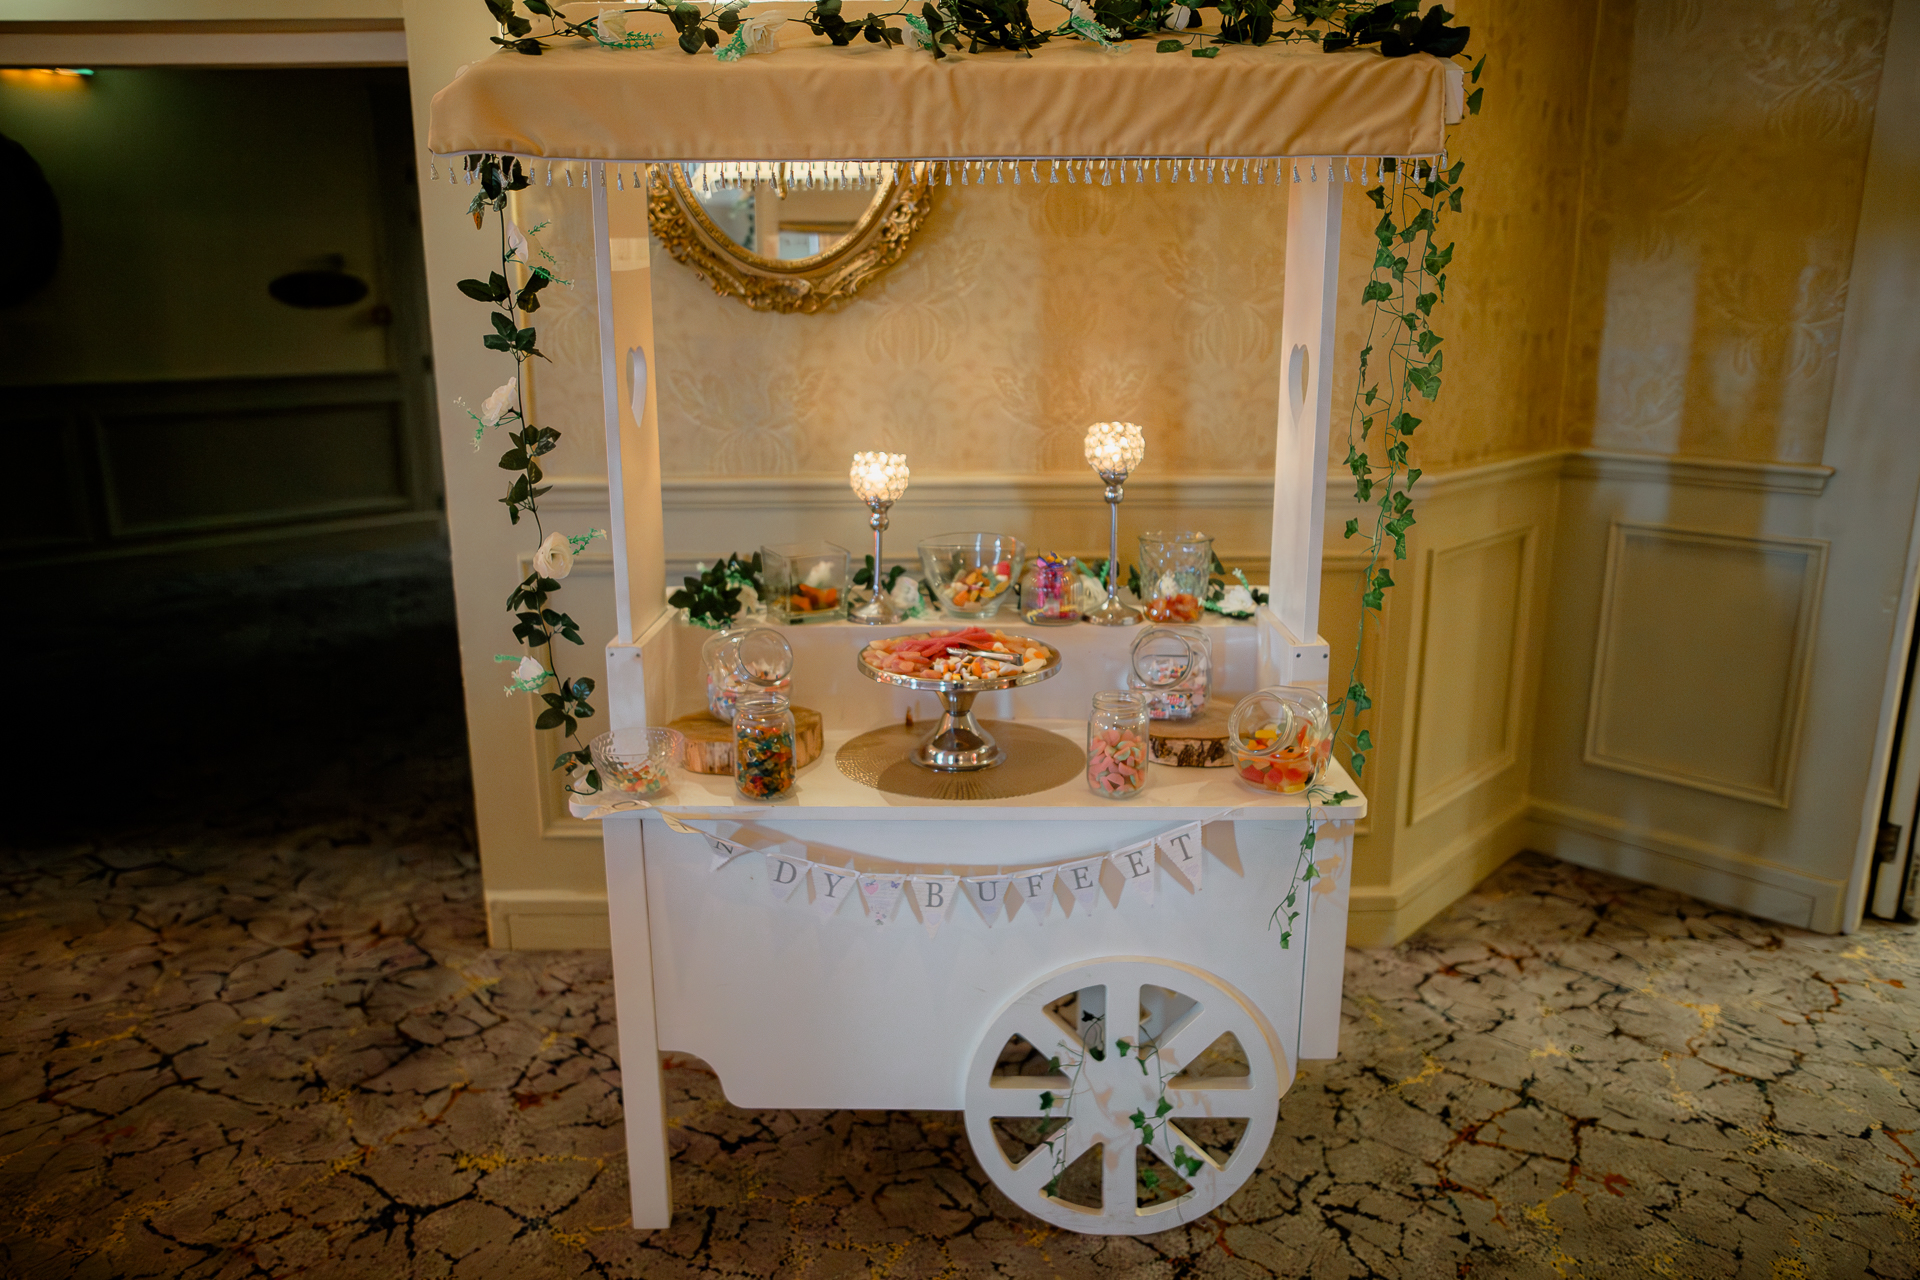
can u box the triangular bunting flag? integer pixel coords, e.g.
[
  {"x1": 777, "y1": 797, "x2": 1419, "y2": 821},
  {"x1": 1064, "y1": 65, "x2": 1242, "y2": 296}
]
[
  {"x1": 762, "y1": 843, "x2": 809, "y2": 902},
  {"x1": 1012, "y1": 867, "x2": 1059, "y2": 925},
  {"x1": 703, "y1": 824, "x2": 751, "y2": 871},
  {"x1": 1158, "y1": 822, "x2": 1204, "y2": 890},
  {"x1": 857, "y1": 872, "x2": 908, "y2": 925},
  {"x1": 1109, "y1": 841, "x2": 1159, "y2": 905},
  {"x1": 911, "y1": 875, "x2": 960, "y2": 938},
  {"x1": 963, "y1": 874, "x2": 1015, "y2": 926},
  {"x1": 1057, "y1": 856, "x2": 1106, "y2": 914},
  {"x1": 810, "y1": 863, "x2": 859, "y2": 918}
]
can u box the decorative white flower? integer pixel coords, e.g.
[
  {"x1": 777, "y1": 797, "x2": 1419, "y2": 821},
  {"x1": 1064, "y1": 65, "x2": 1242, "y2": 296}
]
[
  {"x1": 1219, "y1": 584, "x2": 1257, "y2": 614},
  {"x1": 480, "y1": 377, "x2": 517, "y2": 427},
  {"x1": 1155, "y1": 572, "x2": 1180, "y2": 599},
  {"x1": 505, "y1": 221, "x2": 530, "y2": 264},
  {"x1": 890, "y1": 574, "x2": 923, "y2": 611},
  {"x1": 743, "y1": 15, "x2": 787, "y2": 55},
  {"x1": 595, "y1": 8, "x2": 629, "y2": 41},
  {"x1": 1162, "y1": 3, "x2": 1193, "y2": 29},
  {"x1": 735, "y1": 582, "x2": 761, "y2": 613},
  {"x1": 534, "y1": 531, "x2": 575, "y2": 580},
  {"x1": 804, "y1": 561, "x2": 833, "y2": 589},
  {"x1": 1079, "y1": 571, "x2": 1109, "y2": 602},
  {"x1": 514, "y1": 656, "x2": 546, "y2": 684},
  {"x1": 497, "y1": 653, "x2": 550, "y2": 694}
]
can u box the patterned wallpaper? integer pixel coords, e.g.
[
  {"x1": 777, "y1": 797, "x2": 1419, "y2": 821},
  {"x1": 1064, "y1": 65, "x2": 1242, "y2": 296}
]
[
  {"x1": 518, "y1": 0, "x2": 1888, "y2": 484},
  {"x1": 1563, "y1": 0, "x2": 1893, "y2": 463}
]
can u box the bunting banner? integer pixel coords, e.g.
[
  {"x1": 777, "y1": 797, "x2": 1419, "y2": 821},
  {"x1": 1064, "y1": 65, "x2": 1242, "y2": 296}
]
[{"x1": 679, "y1": 811, "x2": 1263, "y2": 934}]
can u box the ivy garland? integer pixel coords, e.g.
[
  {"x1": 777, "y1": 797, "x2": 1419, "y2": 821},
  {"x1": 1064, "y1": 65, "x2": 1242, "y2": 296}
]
[
  {"x1": 1273, "y1": 55, "x2": 1484, "y2": 949},
  {"x1": 460, "y1": 154, "x2": 606, "y2": 795},
  {"x1": 480, "y1": 0, "x2": 1469, "y2": 61}
]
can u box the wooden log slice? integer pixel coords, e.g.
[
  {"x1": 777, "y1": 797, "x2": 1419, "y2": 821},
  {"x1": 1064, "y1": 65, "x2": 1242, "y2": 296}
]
[
  {"x1": 1147, "y1": 699, "x2": 1236, "y2": 768},
  {"x1": 670, "y1": 707, "x2": 824, "y2": 775}
]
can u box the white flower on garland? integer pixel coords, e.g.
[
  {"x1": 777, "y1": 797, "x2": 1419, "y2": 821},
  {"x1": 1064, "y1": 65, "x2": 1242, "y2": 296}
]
[
  {"x1": 595, "y1": 8, "x2": 629, "y2": 41},
  {"x1": 534, "y1": 531, "x2": 575, "y2": 580},
  {"x1": 1218, "y1": 583, "x2": 1256, "y2": 615},
  {"x1": 505, "y1": 221, "x2": 530, "y2": 265},
  {"x1": 497, "y1": 653, "x2": 550, "y2": 694},
  {"x1": 890, "y1": 574, "x2": 925, "y2": 616},
  {"x1": 480, "y1": 377, "x2": 518, "y2": 427},
  {"x1": 734, "y1": 581, "x2": 761, "y2": 614},
  {"x1": 743, "y1": 15, "x2": 786, "y2": 54}
]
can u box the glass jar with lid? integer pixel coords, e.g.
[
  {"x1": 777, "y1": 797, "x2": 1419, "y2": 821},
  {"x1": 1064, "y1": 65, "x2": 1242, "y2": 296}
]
[
  {"x1": 733, "y1": 691, "x2": 797, "y2": 800},
  {"x1": 1086, "y1": 690, "x2": 1151, "y2": 799},
  {"x1": 1226, "y1": 686, "x2": 1333, "y2": 794},
  {"x1": 1127, "y1": 625, "x2": 1210, "y2": 720},
  {"x1": 702, "y1": 626, "x2": 794, "y2": 722}
]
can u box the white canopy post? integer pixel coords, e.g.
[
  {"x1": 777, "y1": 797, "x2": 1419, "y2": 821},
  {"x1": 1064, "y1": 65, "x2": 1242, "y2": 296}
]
[{"x1": 1260, "y1": 163, "x2": 1341, "y2": 694}]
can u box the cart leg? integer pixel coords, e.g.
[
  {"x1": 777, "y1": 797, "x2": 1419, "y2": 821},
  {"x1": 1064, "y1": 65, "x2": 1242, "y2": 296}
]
[
  {"x1": 603, "y1": 818, "x2": 673, "y2": 1228},
  {"x1": 1297, "y1": 820, "x2": 1354, "y2": 1060}
]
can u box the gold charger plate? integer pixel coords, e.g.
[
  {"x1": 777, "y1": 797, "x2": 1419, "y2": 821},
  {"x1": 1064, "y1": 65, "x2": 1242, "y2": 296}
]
[{"x1": 836, "y1": 720, "x2": 1086, "y2": 801}]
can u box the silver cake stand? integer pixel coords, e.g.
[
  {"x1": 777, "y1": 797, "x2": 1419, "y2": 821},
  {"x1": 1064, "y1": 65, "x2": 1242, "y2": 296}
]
[{"x1": 856, "y1": 638, "x2": 1062, "y2": 771}]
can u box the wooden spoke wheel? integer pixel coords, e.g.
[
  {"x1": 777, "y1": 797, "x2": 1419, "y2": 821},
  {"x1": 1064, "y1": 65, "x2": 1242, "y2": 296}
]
[{"x1": 963, "y1": 957, "x2": 1285, "y2": 1235}]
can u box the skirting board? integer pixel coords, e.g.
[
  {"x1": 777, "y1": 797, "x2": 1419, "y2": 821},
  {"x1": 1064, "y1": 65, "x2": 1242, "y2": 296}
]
[
  {"x1": 1526, "y1": 798, "x2": 1847, "y2": 932},
  {"x1": 1346, "y1": 804, "x2": 1531, "y2": 947},
  {"x1": 487, "y1": 892, "x2": 613, "y2": 951}
]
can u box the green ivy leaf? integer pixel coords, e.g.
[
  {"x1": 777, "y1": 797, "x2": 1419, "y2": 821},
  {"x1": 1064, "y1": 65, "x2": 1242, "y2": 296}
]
[
  {"x1": 1039, "y1": 1090, "x2": 1055, "y2": 1111},
  {"x1": 1157, "y1": 38, "x2": 1183, "y2": 51},
  {"x1": 1344, "y1": 518, "x2": 1359, "y2": 539},
  {"x1": 1466, "y1": 86, "x2": 1483, "y2": 114},
  {"x1": 1362, "y1": 280, "x2": 1393, "y2": 303},
  {"x1": 1191, "y1": 44, "x2": 1218, "y2": 56}
]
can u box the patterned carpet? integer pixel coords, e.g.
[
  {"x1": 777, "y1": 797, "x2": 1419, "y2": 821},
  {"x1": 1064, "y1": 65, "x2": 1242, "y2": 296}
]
[{"x1": 5, "y1": 546, "x2": 1916, "y2": 1278}]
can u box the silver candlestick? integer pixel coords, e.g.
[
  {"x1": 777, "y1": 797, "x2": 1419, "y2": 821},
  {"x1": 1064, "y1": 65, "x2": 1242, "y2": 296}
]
[
  {"x1": 849, "y1": 451, "x2": 909, "y2": 625},
  {"x1": 1083, "y1": 422, "x2": 1145, "y2": 627}
]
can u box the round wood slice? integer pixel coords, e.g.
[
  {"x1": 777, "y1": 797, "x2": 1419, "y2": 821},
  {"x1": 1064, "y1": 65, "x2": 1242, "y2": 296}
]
[
  {"x1": 670, "y1": 707, "x2": 823, "y2": 775},
  {"x1": 1148, "y1": 700, "x2": 1236, "y2": 768}
]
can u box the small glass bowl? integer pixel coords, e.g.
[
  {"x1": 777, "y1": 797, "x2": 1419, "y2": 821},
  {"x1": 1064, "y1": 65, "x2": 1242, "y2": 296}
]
[
  {"x1": 589, "y1": 727, "x2": 684, "y2": 797},
  {"x1": 1226, "y1": 686, "x2": 1332, "y2": 794},
  {"x1": 919, "y1": 533, "x2": 1026, "y2": 619}
]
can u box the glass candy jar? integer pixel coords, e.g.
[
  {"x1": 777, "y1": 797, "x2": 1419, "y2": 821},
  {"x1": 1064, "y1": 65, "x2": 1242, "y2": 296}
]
[
  {"x1": 733, "y1": 692, "x2": 798, "y2": 800},
  {"x1": 1137, "y1": 530, "x2": 1213, "y2": 623},
  {"x1": 1128, "y1": 625, "x2": 1210, "y2": 720},
  {"x1": 1226, "y1": 686, "x2": 1333, "y2": 794},
  {"x1": 1086, "y1": 691, "x2": 1151, "y2": 799},
  {"x1": 1023, "y1": 551, "x2": 1080, "y2": 626},
  {"x1": 762, "y1": 540, "x2": 849, "y2": 624},
  {"x1": 702, "y1": 626, "x2": 794, "y2": 722}
]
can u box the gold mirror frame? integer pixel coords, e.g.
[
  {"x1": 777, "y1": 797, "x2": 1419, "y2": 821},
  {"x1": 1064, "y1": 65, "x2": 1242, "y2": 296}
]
[{"x1": 647, "y1": 162, "x2": 933, "y2": 314}]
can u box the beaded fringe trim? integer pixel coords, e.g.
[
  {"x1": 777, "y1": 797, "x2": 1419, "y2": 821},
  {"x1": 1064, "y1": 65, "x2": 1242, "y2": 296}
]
[{"x1": 432, "y1": 154, "x2": 1449, "y2": 191}]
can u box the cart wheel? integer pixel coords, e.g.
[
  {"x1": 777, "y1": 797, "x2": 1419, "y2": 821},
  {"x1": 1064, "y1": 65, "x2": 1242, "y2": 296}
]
[{"x1": 963, "y1": 957, "x2": 1285, "y2": 1235}]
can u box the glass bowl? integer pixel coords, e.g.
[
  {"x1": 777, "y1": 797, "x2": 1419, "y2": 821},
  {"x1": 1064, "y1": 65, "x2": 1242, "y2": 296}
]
[
  {"x1": 1225, "y1": 686, "x2": 1332, "y2": 794},
  {"x1": 589, "y1": 727, "x2": 684, "y2": 797},
  {"x1": 918, "y1": 533, "x2": 1026, "y2": 619}
]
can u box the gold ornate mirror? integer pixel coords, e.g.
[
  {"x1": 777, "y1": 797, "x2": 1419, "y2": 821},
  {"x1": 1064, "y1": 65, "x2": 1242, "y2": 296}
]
[{"x1": 647, "y1": 162, "x2": 933, "y2": 314}]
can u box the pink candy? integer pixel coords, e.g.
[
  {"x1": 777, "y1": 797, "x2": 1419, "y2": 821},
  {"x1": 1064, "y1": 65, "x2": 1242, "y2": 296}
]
[{"x1": 1087, "y1": 727, "x2": 1149, "y2": 798}]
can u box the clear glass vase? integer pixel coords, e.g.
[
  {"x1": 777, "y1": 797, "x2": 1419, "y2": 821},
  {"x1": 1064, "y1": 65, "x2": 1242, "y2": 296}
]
[{"x1": 702, "y1": 626, "x2": 794, "y2": 722}]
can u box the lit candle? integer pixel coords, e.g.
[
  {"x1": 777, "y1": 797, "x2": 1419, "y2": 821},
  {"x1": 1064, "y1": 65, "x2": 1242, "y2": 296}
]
[
  {"x1": 850, "y1": 451, "x2": 910, "y2": 503},
  {"x1": 1084, "y1": 422, "x2": 1146, "y2": 479}
]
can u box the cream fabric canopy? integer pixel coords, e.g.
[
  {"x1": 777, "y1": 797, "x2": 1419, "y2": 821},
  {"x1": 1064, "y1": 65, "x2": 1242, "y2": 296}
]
[{"x1": 428, "y1": 34, "x2": 1459, "y2": 164}]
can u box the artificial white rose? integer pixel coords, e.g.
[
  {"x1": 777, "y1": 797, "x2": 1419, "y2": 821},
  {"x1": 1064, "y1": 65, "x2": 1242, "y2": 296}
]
[
  {"x1": 734, "y1": 582, "x2": 761, "y2": 613},
  {"x1": 743, "y1": 15, "x2": 786, "y2": 54},
  {"x1": 1079, "y1": 572, "x2": 1108, "y2": 602},
  {"x1": 505, "y1": 221, "x2": 530, "y2": 265},
  {"x1": 890, "y1": 575, "x2": 923, "y2": 610},
  {"x1": 479, "y1": 377, "x2": 517, "y2": 427},
  {"x1": 1163, "y1": 3, "x2": 1193, "y2": 29},
  {"x1": 804, "y1": 561, "x2": 833, "y2": 589},
  {"x1": 1155, "y1": 572, "x2": 1180, "y2": 598},
  {"x1": 514, "y1": 656, "x2": 547, "y2": 684},
  {"x1": 595, "y1": 9, "x2": 629, "y2": 41},
  {"x1": 1219, "y1": 584, "x2": 1257, "y2": 614},
  {"x1": 534, "y1": 531, "x2": 575, "y2": 580}
]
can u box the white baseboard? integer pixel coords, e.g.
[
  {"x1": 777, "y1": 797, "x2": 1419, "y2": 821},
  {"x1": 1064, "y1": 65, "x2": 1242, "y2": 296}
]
[
  {"x1": 1526, "y1": 798, "x2": 1847, "y2": 931},
  {"x1": 487, "y1": 891, "x2": 611, "y2": 950},
  {"x1": 1346, "y1": 803, "x2": 1531, "y2": 947}
]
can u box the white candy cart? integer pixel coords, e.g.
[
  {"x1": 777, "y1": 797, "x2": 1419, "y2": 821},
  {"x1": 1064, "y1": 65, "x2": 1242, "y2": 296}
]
[{"x1": 428, "y1": 15, "x2": 1461, "y2": 1235}]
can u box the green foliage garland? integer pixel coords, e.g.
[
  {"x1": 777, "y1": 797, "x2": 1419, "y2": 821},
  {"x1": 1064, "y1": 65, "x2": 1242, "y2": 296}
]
[
  {"x1": 461, "y1": 154, "x2": 603, "y2": 793},
  {"x1": 479, "y1": 0, "x2": 1468, "y2": 61}
]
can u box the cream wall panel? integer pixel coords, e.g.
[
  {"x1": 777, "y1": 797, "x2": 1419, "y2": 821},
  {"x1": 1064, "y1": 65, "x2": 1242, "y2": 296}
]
[
  {"x1": 1585, "y1": 522, "x2": 1825, "y2": 807},
  {"x1": 1408, "y1": 528, "x2": 1530, "y2": 821}
]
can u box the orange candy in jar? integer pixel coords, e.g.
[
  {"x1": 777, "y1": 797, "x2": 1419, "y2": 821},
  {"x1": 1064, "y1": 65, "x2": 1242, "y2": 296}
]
[
  {"x1": 1143, "y1": 592, "x2": 1202, "y2": 622},
  {"x1": 1226, "y1": 686, "x2": 1333, "y2": 794}
]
